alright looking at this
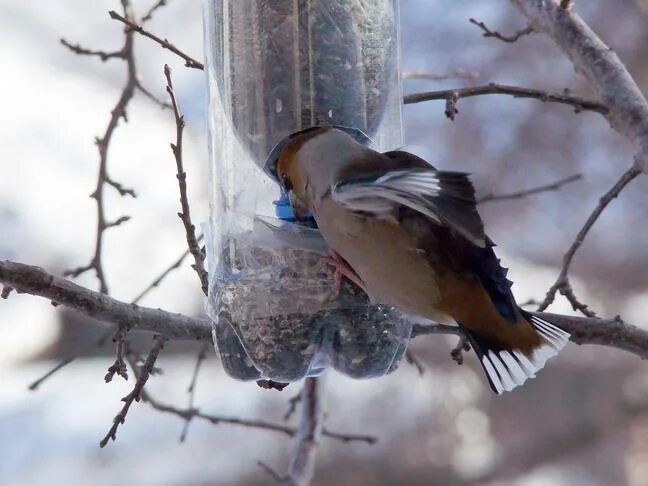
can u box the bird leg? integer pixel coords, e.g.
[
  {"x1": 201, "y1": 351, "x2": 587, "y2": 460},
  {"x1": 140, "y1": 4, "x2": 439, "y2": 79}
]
[{"x1": 321, "y1": 250, "x2": 368, "y2": 296}]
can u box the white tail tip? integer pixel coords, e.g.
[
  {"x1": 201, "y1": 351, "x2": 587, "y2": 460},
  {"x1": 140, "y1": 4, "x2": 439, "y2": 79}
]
[{"x1": 480, "y1": 316, "x2": 570, "y2": 395}]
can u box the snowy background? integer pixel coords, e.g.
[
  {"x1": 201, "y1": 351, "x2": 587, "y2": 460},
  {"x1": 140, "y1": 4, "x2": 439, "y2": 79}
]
[{"x1": 1, "y1": 1, "x2": 647, "y2": 485}]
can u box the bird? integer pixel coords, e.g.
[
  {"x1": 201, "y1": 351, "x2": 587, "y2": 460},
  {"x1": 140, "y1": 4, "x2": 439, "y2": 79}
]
[{"x1": 263, "y1": 125, "x2": 570, "y2": 394}]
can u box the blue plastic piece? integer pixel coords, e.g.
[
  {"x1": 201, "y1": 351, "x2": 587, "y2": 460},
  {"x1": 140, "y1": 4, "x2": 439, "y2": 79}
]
[{"x1": 273, "y1": 190, "x2": 318, "y2": 228}]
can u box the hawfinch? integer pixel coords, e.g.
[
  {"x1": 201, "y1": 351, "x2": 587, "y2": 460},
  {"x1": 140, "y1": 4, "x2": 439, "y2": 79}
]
[{"x1": 264, "y1": 126, "x2": 570, "y2": 394}]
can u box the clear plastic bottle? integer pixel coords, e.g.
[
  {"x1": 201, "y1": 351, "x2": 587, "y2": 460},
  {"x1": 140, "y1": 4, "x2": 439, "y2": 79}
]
[{"x1": 204, "y1": 0, "x2": 408, "y2": 382}]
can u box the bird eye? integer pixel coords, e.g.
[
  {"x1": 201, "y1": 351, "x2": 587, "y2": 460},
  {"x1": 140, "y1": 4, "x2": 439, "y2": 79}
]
[{"x1": 280, "y1": 172, "x2": 292, "y2": 190}]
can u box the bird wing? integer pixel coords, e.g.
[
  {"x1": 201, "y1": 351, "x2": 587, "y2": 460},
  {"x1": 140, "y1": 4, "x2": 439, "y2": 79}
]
[{"x1": 331, "y1": 163, "x2": 486, "y2": 248}]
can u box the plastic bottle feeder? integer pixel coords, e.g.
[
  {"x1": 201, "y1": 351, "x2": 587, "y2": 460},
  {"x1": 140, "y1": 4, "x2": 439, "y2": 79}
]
[{"x1": 204, "y1": 0, "x2": 406, "y2": 382}]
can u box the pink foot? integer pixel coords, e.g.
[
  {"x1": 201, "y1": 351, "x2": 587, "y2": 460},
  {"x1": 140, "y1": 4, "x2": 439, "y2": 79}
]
[{"x1": 321, "y1": 251, "x2": 368, "y2": 296}]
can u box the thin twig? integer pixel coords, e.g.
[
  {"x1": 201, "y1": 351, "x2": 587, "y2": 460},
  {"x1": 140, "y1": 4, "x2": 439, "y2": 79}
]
[
  {"x1": 64, "y1": 0, "x2": 139, "y2": 294},
  {"x1": 180, "y1": 342, "x2": 209, "y2": 442},
  {"x1": 478, "y1": 174, "x2": 582, "y2": 203},
  {"x1": 257, "y1": 461, "x2": 286, "y2": 483},
  {"x1": 404, "y1": 83, "x2": 608, "y2": 120},
  {"x1": 60, "y1": 39, "x2": 126, "y2": 61},
  {"x1": 538, "y1": 165, "x2": 642, "y2": 314},
  {"x1": 100, "y1": 335, "x2": 166, "y2": 447},
  {"x1": 469, "y1": 18, "x2": 535, "y2": 43},
  {"x1": 284, "y1": 393, "x2": 302, "y2": 421},
  {"x1": 164, "y1": 65, "x2": 209, "y2": 296},
  {"x1": 284, "y1": 377, "x2": 325, "y2": 485},
  {"x1": 131, "y1": 237, "x2": 202, "y2": 304},
  {"x1": 104, "y1": 326, "x2": 129, "y2": 382},
  {"x1": 403, "y1": 69, "x2": 479, "y2": 82},
  {"x1": 136, "y1": 82, "x2": 172, "y2": 109},
  {"x1": 27, "y1": 328, "x2": 114, "y2": 391},
  {"x1": 134, "y1": 376, "x2": 375, "y2": 444},
  {"x1": 141, "y1": 0, "x2": 168, "y2": 23},
  {"x1": 109, "y1": 10, "x2": 204, "y2": 70},
  {"x1": 405, "y1": 350, "x2": 425, "y2": 376},
  {"x1": 410, "y1": 323, "x2": 464, "y2": 339}
]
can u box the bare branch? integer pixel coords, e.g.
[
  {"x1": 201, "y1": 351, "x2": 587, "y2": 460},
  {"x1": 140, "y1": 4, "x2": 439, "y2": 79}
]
[
  {"x1": 65, "y1": 1, "x2": 139, "y2": 294},
  {"x1": 104, "y1": 326, "x2": 129, "y2": 382},
  {"x1": 403, "y1": 68, "x2": 479, "y2": 82},
  {"x1": 405, "y1": 350, "x2": 425, "y2": 376},
  {"x1": 105, "y1": 215, "x2": 131, "y2": 230},
  {"x1": 131, "y1": 239, "x2": 201, "y2": 304},
  {"x1": 410, "y1": 323, "x2": 464, "y2": 339},
  {"x1": 404, "y1": 83, "x2": 608, "y2": 119},
  {"x1": 60, "y1": 39, "x2": 126, "y2": 61},
  {"x1": 539, "y1": 165, "x2": 642, "y2": 313},
  {"x1": 29, "y1": 240, "x2": 203, "y2": 390},
  {"x1": 29, "y1": 357, "x2": 77, "y2": 390},
  {"x1": 0, "y1": 260, "x2": 212, "y2": 341},
  {"x1": 478, "y1": 174, "x2": 582, "y2": 204},
  {"x1": 284, "y1": 393, "x2": 302, "y2": 421},
  {"x1": 141, "y1": 0, "x2": 168, "y2": 23},
  {"x1": 535, "y1": 312, "x2": 648, "y2": 360},
  {"x1": 136, "y1": 82, "x2": 172, "y2": 109},
  {"x1": 100, "y1": 335, "x2": 166, "y2": 447},
  {"x1": 109, "y1": 10, "x2": 204, "y2": 70},
  {"x1": 164, "y1": 65, "x2": 209, "y2": 296},
  {"x1": 27, "y1": 328, "x2": 114, "y2": 391},
  {"x1": 257, "y1": 461, "x2": 286, "y2": 483},
  {"x1": 133, "y1": 376, "x2": 375, "y2": 444},
  {"x1": 105, "y1": 177, "x2": 136, "y2": 197},
  {"x1": 284, "y1": 377, "x2": 325, "y2": 485},
  {"x1": 510, "y1": 0, "x2": 648, "y2": 171},
  {"x1": 4, "y1": 259, "x2": 648, "y2": 361},
  {"x1": 469, "y1": 18, "x2": 535, "y2": 43},
  {"x1": 179, "y1": 342, "x2": 209, "y2": 442}
]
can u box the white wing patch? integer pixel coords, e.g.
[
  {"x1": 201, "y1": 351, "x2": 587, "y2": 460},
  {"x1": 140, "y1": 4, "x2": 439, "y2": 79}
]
[
  {"x1": 331, "y1": 170, "x2": 442, "y2": 221},
  {"x1": 481, "y1": 316, "x2": 570, "y2": 395}
]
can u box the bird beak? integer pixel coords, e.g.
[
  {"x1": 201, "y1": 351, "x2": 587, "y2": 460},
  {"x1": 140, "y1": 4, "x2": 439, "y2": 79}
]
[{"x1": 288, "y1": 190, "x2": 310, "y2": 222}]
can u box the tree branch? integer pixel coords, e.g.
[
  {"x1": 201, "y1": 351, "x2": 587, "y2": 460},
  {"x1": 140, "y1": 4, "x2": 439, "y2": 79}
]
[
  {"x1": 100, "y1": 335, "x2": 166, "y2": 447},
  {"x1": 0, "y1": 260, "x2": 212, "y2": 341},
  {"x1": 131, "y1": 239, "x2": 201, "y2": 304},
  {"x1": 509, "y1": 0, "x2": 648, "y2": 172},
  {"x1": 404, "y1": 83, "x2": 608, "y2": 120},
  {"x1": 538, "y1": 165, "x2": 642, "y2": 314},
  {"x1": 164, "y1": 65, "x2": 209, "y2": 296},
  {"x1": 4, "y1": 258, "x2": 648, "y2": 360},
  {"x1": 402, "y1": 68, "x2": 479, "y2": 82},
  {"x1": 478, "y1": 174, "x2": 582, "y2": 204},
  {"x1": 284, "y1": 377, "x2": 325, "y2": 485},
  {"x1": 131, "y1": 367, "x2": 374, "y2": 444},
  {"x1": 141, "y1": 0, "x2": 168, "y2": 23},
  {"x1": 469, "y1": 18, "x2": 535, "y2": 43},
  {"x1": 63, "y1": 1, "x2": 139, "y2": 294},
  {"x1": 109, "y1": 10, "x2": 204, "y2": 70},
  {"x1": 59, "y1": 39, "x2": 126, "y2": 61}
]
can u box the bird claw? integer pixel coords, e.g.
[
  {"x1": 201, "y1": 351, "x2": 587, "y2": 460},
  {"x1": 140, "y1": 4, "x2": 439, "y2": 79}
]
[{"x1": 322, "y1": 251, "x2": 368, "y2": 296}]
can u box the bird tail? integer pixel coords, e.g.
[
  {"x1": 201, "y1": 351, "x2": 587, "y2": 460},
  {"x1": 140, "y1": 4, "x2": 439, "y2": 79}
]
[{"x1": 461, "y1": 311, "x2": 571, "y2": 395}]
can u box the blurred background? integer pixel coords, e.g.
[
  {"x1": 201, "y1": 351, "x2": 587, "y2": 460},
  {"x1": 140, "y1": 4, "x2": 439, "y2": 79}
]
[{"x1": 1, "y1": 0, "x2": 647, "y2": 485}]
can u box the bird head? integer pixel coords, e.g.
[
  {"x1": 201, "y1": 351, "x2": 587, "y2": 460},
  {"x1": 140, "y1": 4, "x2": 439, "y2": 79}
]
[{"x1": 264, "y1": 125, "x2": 373, "y2": 217}]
